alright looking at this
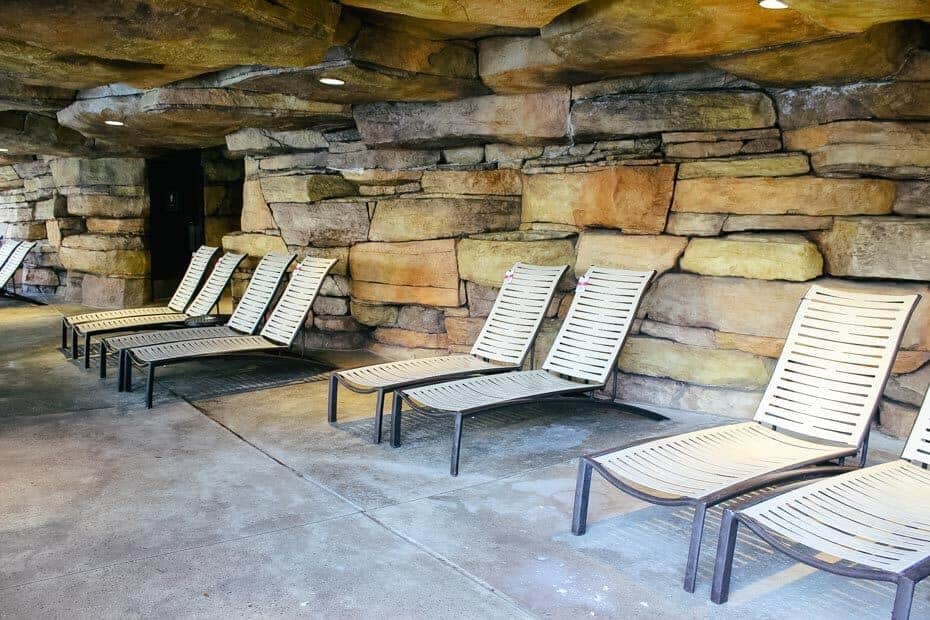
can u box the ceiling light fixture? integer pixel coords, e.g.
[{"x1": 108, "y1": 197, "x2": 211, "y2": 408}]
[
  {"x1": 319, "y1": 77, "x2": 345, "y2": 86},
  {"x1": 759, "y1": 0, "x2": 789, "y2": 8},
  {"x1": 0, "y1": 148, "x2": 8, "y2": 152},
  {"x1": 104, "y1": 120, "x2": 125, "y2": 126}
]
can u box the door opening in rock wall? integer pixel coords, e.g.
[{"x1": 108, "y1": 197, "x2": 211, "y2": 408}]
[{"x1": 146, "y1": 150, "x2": 205, "y2": 300}]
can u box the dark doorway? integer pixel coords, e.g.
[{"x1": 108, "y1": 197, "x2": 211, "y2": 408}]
[{"x1": 147, "y1": 151, "x2": 205, "y2": 300}]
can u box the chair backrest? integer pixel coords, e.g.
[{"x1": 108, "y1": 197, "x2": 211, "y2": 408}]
[
  {"x1": 227, "y1": 252, "x2": 296, "y2": 334},
  {"x1": 259, "y1": 257, "x2": 336, "y2": 346},
  {"x1": 0, "y1": 240, "x2": 21, "y2": 273},
  {"x1": 0, "y1": 240, "x2": 34, "y2": 289},
  {"x1": 167, "y1": 245, "x2": 219, "y2": 313},
  {"x1": 542, "y1": 266, "x2": 655, "y2": 385},
  {"x1": 470, "y1": 263, "x2": 567, "y2": 365},
  {"x1": 754, "y1": 285, "x2": 919, "y2": 448},
  {"x1": 901, "y1": 380, "x2": 930, "y2": 467},
  {"x1": 184, "y1": 253, "x2": 246, "y2": 316}
]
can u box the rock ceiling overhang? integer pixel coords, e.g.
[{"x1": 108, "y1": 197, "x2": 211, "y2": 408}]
[{"x1": 0, "y1": 0, "x2": 928, "y2": 153}]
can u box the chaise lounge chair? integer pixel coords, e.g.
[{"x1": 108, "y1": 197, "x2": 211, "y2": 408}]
[
  {"x1": 0, "y1": 240, "x2": 37, "y2": 302},
  {"x1": 394, "y1": 266, "x2": 656, "y2": 476},
  {"x1": 711, "y1": 385, "x2": 930, "y2": 620},
  {"x1": 329, "y1": 262, "x2": 567, "y2": 444},
  {"x1": 61, "y1": 245, "x2": 218, "y2": 348},
  {"x1": 71, "y1": 252, "x2": 245, "y2": 368},
  {"x1": 122, "y1": 256, "x2": 336, "y2": 408},
  {"x1": 100, "y1": 252, "x2": 296, "y2": 384},
  {"x1": 571, "y1": 285, "x2": 919, "y2": 593}
]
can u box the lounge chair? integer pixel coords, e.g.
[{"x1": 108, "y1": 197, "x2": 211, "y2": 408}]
[
  {"x1": 100, "y1": 252, "x2": 296, "y2": 384},
  {"x1": 0, "y1": 240, "x2": 37, "y2": 302},
  {"x1": 71, "y1": 252, "x2": 245, "y2": 368},
  {"x1": 394, "y1": 266, "x2": 656, "y2": 476},
  {"x1": 61, "y1": 245, "x2": 218, "y2": 348},
  {"x1": 329, "y1": 262, "x2": 567, "y2": 444},
  {"x1": 122, "y1": 257, "x2": 336, "y2": 408},
  {"x1": 711, "y1": 386, "x2": 930, "y2": 620},
  {"x1": 572, "y1": 285, "x2": 919, "y2": 593}
]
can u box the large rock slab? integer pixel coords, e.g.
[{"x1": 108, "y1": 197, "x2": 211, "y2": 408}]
[
  {"x1": 571, "y1": 91, "x2": 776, "y2": 139},
  {"x1": 680, "y1": 234, "x2": 823, "y2": 281},
  {"x1": 619, "y1": 336, "x2": 774, "y2": 390},
  {"x1": 722, "y1": 215, "x2": 832, "y2": 232},
  {"x1": 80, "y1": 275, "x2": 148, "y2": 309},
  {"x1": 420, "y1": 170, "x2": 522, "y2": 195},
  {"x1": 354, "y1": 91, "x2": 569, "y2": 148},
  {"x1": 369, "y1": 196, "x2": 520, "y2": 242},
  {"x1": 260, "y1": 174, "x2": 356, "y2": 204},
  {"x1": 50, "y1": 158, "x2": 145, "y2": 188},
  {"x1": 774, "y1": 81, "x2": 930, "y2": 129},
  {"x1": 816, "y1": 217, "x2": 930, "y2": 281},
  {"x1": 58, "y1": 87, "x2": 351, "y2": 149},
  {"x1": 241, "y1": 180, "x2": 277, "y2": 233},
  {"x1": 0, "y1": 112, "x2": 93, "y2": 157},
  {"x1": 66, "y1": 194, "x2": 149, "y2": 218},
  {"x1": 784, "y1": 121, "x2": 930, "y2": 180},
  {"x1": 340, "y1": 0, "x2": 587, "y2": 28},
  {"x1": 0, "y1": 1, "x2": 341, "y2": 89},
  {"x1": 677, "y1": 153, "x2": 809, "y2": 179},
  {"x1": 574, "y1": 230, "x2": 686, "y2": 277},
  {"x1": 59, "y1": 240, "x2": 149, "y2": 277},
  {"x1": 226, "y1": 128, "x2": 328, "y2": 155},
  {"x1": 270, "y1": 200, "x2": 369, "y2": 247},
  {"x1": 522, "y1": 165, "x2": 674, "y2": 233},
  {"x1": 664, "y1": 213, "x2": 726, "y2": 237},
  {"x1": 350, "y1": 239, "x2": 461, "y2": 307},
  {"x1": 457, "y1": 230, "x2": 575, "y2": 288},
  {"x1": 220, "y1": 232, "x2": 288, "y2": 258},
  {"x1": 672, "y1": 176, "x2": 896, "y2": 216}
]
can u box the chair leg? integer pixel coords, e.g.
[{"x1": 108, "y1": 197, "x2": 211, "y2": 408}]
[
  {"x1": 684, "y1": 503, "x2": 708, "y2": 593},
  {"x1": 450, "y1": 413, "x2": 464, "y2": 476},
  {"x1": 372, "y1": 389, "x2": 386, "y2": 444},
  {"x1": 571, "y1": 458, "x2": 594, "y2": 535},
  {"x1": 83, "y1": 334, "x2": 91, "y2": 369},
  {"x1": 99, "y1": 342, "x2": 107, "y2": 378},
  {"x1": 71, "y1": 329, "x2": 78, "y2": 359},
  {"x1": 124, "y1": 355, "x2": 133, "y2": 392},
  {"x1": 327, "y1": 374, "x2": 338, "y2": 424},
  {"x1": 117, "y1": 350, "x2": 125, "y2": 392},
  {"x1": 390, "y1": 395, "x2": 403, "y2": 448},
  {"x1": 892, "y1": 577, "x2": 915, "y2": 620},
  {"x1": 145, "y1": 363, "x2": 155, "y2": 409},
  {"x1": 710, "y1": 509, "x2": 741, "y2": 604},
  {"x1": 61, "y1": 319, "x2": 68, "y2": 349}
]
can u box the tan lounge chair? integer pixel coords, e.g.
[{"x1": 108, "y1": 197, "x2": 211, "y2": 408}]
[
  {"x1": 0, "y1": 240, "x2": 36, "y2": 302},
  {"x1": 572, "y1": 285, "x2": 919, "y2": 593},
  {"x1": 100, "y1": 252, "x2": 296, "y2": 385},
  {"x1": 329, "y1": 263, "x2": 567, "y2": 444},
  {"x1": 395, "y1": 266, "x2": 656, "y2": 476},
  {"x1": 712, "y1": 385, "x2": 930, "y2": 620},
  {"x1": 61, "y1": 245, "x2": 218, "y2": 347},
  {"x1": 71, "y1": 252, "x2": 245, "y2": 368},
  {"x1": 122, "y1": 257, "x2": 336, "y2": 408}
]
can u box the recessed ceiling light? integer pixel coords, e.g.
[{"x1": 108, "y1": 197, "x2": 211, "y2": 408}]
[
  {"x1": 104, "y1": 120, "x2": 125, "y2": 126},
  {"x1": 0, "y1": 148, "x2": 8, "y2": 152},
  {"x1": 319, "y1": 77, "x2": 345, "y2": 86},
  {"x1": 759, "y1": 0, "x2": 789, "y2": 8}
]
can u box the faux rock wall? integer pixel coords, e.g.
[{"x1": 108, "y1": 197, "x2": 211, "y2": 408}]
[{"x1": 215, "y1": 67, "x2": 929, "y2": 439}]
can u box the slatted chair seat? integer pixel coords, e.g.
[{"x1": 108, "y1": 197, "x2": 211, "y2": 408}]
[
  {"x1": 71, "y1": 252, "x2": 245, "y2": 368},
  {"x1": 393, "y1": 266, "x2": 656, "y2": 476},
  {"x1": 100, "y1": 252, "x2": 295, "y2": 386},
  {"x1": 123, "y1": 256, "x2": 336, "y2": 408},
  {"x1": 593, "y1": 422, "x2": 853, "y2": 501},
  {"x1": 712, "y1": 385, "x2": 930, "y2": 620},
  {"x1": 403, "y1": 369, "x2": 590, "y2": 414},
  {"x1": 62, "y1": 245, "x2": 217, "y2": 330},
  {"x1": 328, "y1": 263, "x2": 567, "y2": 444},
  {"x1": 573, "y1": 285, "x2": 920, "y2": 594}
]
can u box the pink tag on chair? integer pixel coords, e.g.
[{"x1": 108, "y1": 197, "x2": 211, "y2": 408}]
[
  {"x1": 576, "y1": 276, "x2": 590, "y2": 292},
  {"x1": 503, "y1": 269, "x2": 514, "y2": 283}
]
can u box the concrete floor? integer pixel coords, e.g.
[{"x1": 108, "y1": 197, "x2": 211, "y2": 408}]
[{"x1": 1, "y1": 298, "x2": 927, "y2": 619}]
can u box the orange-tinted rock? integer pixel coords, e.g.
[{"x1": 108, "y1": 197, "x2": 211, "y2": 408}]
[{"x1": 350, "y1": 239, "x2": 461, "y2": 307}]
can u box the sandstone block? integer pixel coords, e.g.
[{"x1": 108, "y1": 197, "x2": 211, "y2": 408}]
[
  {"x1": 574, "y1": 230, "x2": 686, "y2": 277},
  {"x1": 396, "y1": 306, "x2": 445, "y2": 333},
  {"x1": 715, "y1": 332, "x2": 785, "y2": 358},
  {"x1": 672, "y1": 176, "x2": 895, "y2": 216},
  {"x1": 522, "y1": 165, "x2": 675, "y2": 233},
  {"x1": 292, "y1": 246, "x2": 349, "y2": 276},
  {"x1": 879, "y1": 400, "x2": 918, "y2": 440},
  {"x1": 6, "y1": 222, "x2": 50, "y2": 240},
  {"x1": 350, "y1": 239, "x2": 461, "y2": 307},
  {"x1": 45, "y1": 217, "x2": 85, "y2": 247},
  {"x1": 32, "y1": 195, "x2": 67, "y2": 220},
  {"x1": 59, "y1": 247, "x2": 150, "y2": 277},
  {"x1": 0, "y1": 205, "x2": 33, "y2": 223},
  {"x1": 341, "y1": 170, "x2": 423, "y2": 186},
  {"x1": 313, "y1": 316, "x2": 362, "y2": 332},
  {"x1": 614, "y1": 372, "x2": 763, "y2": 419},
  {"x1": 22, "y1": 267, "x2": 59, "y2": 287},
  {"x1": 350, "y1": 301, "x2": 398, "y2": 327},
  {"x1": 680, "y1": 234, "x2": 823, "y2": 281},
  {"x1": 619, "y1": 336, "x2": 774, "y2": 390},
  {"x1": 722, "y1": 215, "x2": 832, "y2": 232},
  {"x1": 80, "y1": 275, "x2": 148, "y2": 309},
  {"x1": 354, "y1": 90, "x2": 569, "y2": 148},
  {"x1": 221, "y1": 232, "x2": 288, "y2": 258},
  {"x1": 664, "y1": 213, "x2": 726, "y2": 237},
  {"x1": 893, "y1": 182, "x2": 930, "y2": 216},
  {"x1": 373, "y1": 327, "x2": 449, "y2": 350},
  {"x1": 815, "y1": 217, "x2": 930, "y2": 281},
  {"x1": 774, "y1": 82, "x2": 930, "y2": 130},
  {"x1": 639, "y1": 319, "x2": 716, "y2": 348},
  {"x1": 352, "y1": 281, "x2": 462, "y2": 307},
  {"x1": 225, "y1": 127, "x2": 328, "y2": 155},
  {"x1": 270, "y1": 200, "x2": 369, "y2": 247},
  {"x1": 420, "y1": 170, "x2": 522, "y2": 195},
  {"x1": 444, "y1": 316, "x2": 485, "y2": 346},
  {"x1": 50, "y1": 157, "x2": 145, "y2": 187},
  {"x1": 571, "y1": 91, "x2": 776, "y2": 139},
  {"x1": 369, "y1": 196, "x2": 520, "y2": 242},
  {"x1": 67, "y1": 194, "x2": 149, "y2": 218},
  {"x1": 677, "y1": 153, "x2": 809, "y2": 179},
  {"x1": 60, "y1": 233, "x2": 144, "y2": 251},
  {"x1": 313, "y1": 296, "x2": 349, "y2": 316},
  {"x1": 85, "y1": 218, "x2": 146, "y2": 234},
  {"x1": 457, "y1": 231, "x2": 575, "y2": 288},
  {"x1": 260, "y1": 174, "x2": 357, "y2": 204}
]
